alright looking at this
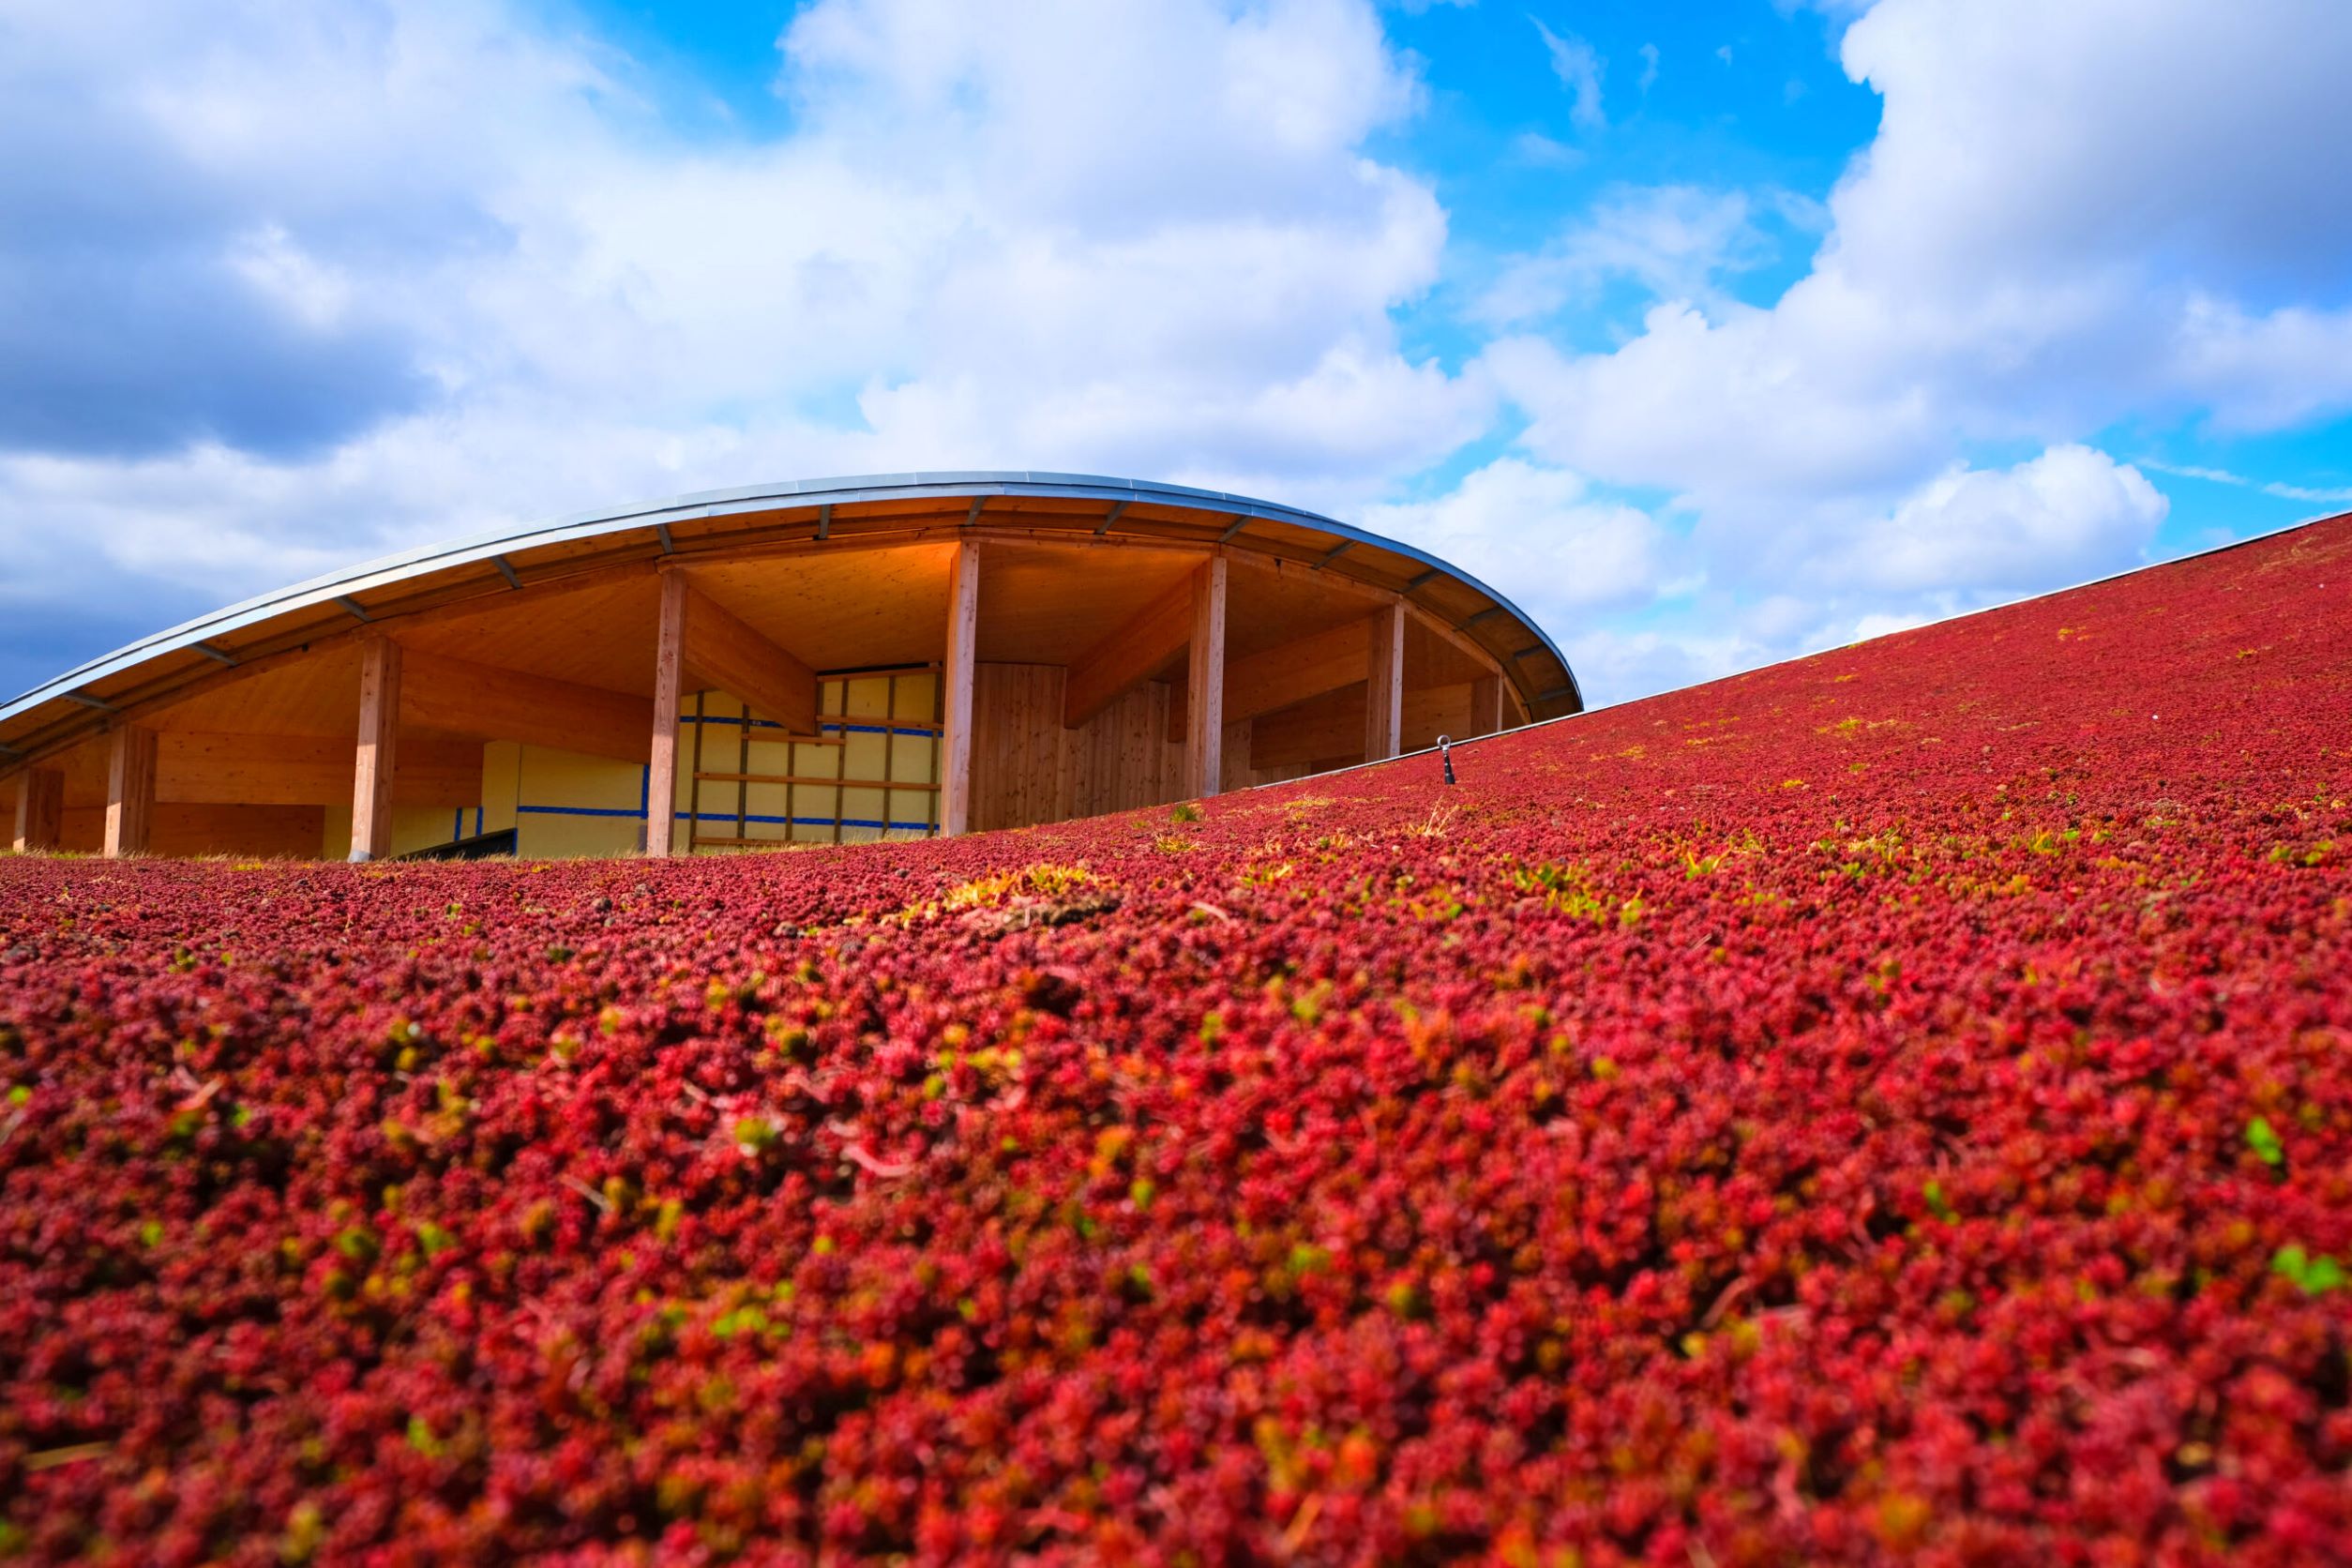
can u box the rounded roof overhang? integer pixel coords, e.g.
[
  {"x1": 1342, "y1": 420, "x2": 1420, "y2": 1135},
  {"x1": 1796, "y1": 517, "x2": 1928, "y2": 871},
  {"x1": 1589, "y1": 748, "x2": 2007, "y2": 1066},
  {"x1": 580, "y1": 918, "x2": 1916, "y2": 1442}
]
[{"x1": 0, "y1": 472, "x2": 1581, "y2": 773}]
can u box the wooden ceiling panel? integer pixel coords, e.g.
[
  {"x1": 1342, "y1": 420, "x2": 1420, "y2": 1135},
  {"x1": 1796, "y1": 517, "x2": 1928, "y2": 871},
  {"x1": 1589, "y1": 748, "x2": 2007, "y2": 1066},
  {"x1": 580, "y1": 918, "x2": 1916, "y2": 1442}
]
[
  {"x1": 398, "y1": 575, "x2": 661, "y2": 696},
  {"x1": 1225, "y1": 567, "x2": 1375, "y2": 663},
  {"x1": 1405, "y1": 612, "x2": 1491, "y2": 689},
  {"x1": 689, "y1": 543, "x2": 959, "y2": 671},
  {"x1": 151, "y1": 646, "x2": 365, "y2": 738},
  {"x1": 972, "y1": 545, "x2": 1201, "y2": 666}
]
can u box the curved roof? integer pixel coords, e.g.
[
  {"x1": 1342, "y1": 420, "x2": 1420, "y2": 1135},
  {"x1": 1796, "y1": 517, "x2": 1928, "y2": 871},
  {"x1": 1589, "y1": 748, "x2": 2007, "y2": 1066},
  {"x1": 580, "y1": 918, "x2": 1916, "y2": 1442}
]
[{"x1": 0, "y1": 472, "x2": 1581, "y2": 771}]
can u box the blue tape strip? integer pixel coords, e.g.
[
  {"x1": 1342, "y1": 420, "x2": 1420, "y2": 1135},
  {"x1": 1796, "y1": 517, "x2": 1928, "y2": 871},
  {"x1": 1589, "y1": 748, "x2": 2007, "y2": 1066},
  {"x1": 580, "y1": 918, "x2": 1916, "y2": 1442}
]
[
  {"x1": 513, "y1": 804, "x2": 932, "y2": 832},
  {"x1": 680, "y1": 715, "x2": 933, "y2": 737}
]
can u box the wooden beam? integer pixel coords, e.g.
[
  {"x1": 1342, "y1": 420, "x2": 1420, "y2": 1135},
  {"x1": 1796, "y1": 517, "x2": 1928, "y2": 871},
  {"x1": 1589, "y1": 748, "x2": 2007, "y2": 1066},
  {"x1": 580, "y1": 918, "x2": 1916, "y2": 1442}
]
[
  {"x1": 1226, "y1": 617, "x2": 1375, "y2": 728},
  {"x1": 12, "y1": 766, "x2": 62, "y2": 852},
  {"x1": 1064, "y1": 572, "x2": 1196, "y2": 730},
  {"x1": 940, "y1": 540, "x2": 980, "y2": 837},
  {"x1": 350, "y1": 637, "x2": 401, "y2": 863},
  {"x1": 156, "y1": 733, "x2": 478, "y2": 808},
  {"x1": 1470, "y1": 672, "x2": 1505, "y2": 737},
  {"x1": 1221, "y1": 544, "x2": 1401, "y2": 608},
  {"x1": 400, "y1": 648, "x2": 654, "y2": 764},
  {"x1": 104, "y1": 725, "x2": 158, "y2": 857},
  {"x1": 674, "y1": 578, "x2": 820, "y2": 735},
  {"x1": 646, "y1": 573, "x2": 687, "y2": 857},
  {"x1": 1403, "y1": 601, "x2": 1506, "y2": 677},
  {"x1": 1183, "y1": 558, "x2": 1228, "y2": 800},
  {"x1": 0, "y1": 562, "x2": 663, "y2": 786},
  {"x1": 1364, "y1": 602, "x2": 1405, "y2": 763}
]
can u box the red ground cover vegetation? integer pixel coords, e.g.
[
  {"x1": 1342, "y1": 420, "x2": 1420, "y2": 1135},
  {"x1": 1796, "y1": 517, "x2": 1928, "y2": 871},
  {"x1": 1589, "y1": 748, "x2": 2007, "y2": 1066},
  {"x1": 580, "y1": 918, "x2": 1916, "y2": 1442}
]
[{"x1": 4, "y1": 519, "x2": 2351, "y2": 1565}]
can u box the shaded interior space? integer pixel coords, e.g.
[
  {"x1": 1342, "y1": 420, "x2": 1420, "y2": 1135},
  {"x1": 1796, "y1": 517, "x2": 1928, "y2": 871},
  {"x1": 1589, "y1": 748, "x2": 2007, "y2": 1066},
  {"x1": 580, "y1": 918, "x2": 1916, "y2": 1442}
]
[{"x1": 2, "y1": 481, "x2": 1576, "y2": 860}]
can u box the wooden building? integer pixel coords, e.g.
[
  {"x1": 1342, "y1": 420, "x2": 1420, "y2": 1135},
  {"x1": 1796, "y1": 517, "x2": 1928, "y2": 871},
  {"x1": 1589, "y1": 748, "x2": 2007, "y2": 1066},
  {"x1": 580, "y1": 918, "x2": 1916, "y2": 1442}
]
[{"x1": 1, "y1": 475, "x2": 1581, "y2": 860}]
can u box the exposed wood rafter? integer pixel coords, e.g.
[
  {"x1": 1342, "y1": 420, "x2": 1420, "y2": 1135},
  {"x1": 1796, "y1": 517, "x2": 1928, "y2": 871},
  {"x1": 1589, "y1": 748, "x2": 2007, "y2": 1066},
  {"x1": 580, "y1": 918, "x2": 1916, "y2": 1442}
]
[
  {"x1": 1063, "y1": 571, "x2": 1197, "y2": 730},
  {"x1": 671, "y1": 577, "x2": 821, "y2": 736},
  {"x1": 400, "y1": 647, "x2": 655, "y2": 765}
]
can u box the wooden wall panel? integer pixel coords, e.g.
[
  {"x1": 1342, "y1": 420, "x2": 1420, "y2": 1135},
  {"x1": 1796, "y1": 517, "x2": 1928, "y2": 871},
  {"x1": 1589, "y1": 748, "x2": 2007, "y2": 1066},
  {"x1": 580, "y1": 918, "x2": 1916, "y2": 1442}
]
[
  {"x1": 105, "y1": 725, "x2": 158, "y2": 857},
  {"x1": 155, "y1": 733, "x2": 479, "y2": 808},
  {"x1": 1064, "y1": 680, "x2": 1181, "y2": 818},
  {"x1": 1469, "y1": 673, "x2": 1505, "y2": 738},
  {"x1": 66, "y1": 803, "x2": 326, "y2": 859},
  {"x1": 1404, "y1": 681, "x2": 1476, "y2": 755},
  {"x1": 1254, "y1": 681, "x2": 1478, "y2": 771},
  {"x1": 1226, "y1": 616, "x2": 1373, "y2": 726},
  {"x1": 12, "y1": 767, "x2": 63, "y2": 852},
  {"x1": 971, "y1": 663, "x2": 1069, "y2": 832},
  {"x1": 1219, "y1": 718, "x2": 1252, "y2": 794}
]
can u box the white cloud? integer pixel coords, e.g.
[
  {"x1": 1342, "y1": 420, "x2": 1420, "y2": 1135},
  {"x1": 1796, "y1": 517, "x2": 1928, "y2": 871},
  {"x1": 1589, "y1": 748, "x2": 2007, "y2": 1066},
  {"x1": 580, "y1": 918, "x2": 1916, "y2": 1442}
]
[
  {"x1": 1359, "y1": 458, "x2": 1666, "y2": 626},
  {"x1": 1531, "y1": 20, "x2": 1605, "y2": 131},
  {"x1": 1837, "y1": 445, "x2": 2166, "y2": 595},
  {"x1": 1475, "y1": 185, "x2": 1810, "y2": 325},
  {"x1": 1486, "y1": 0, "x2": 2352, "y2": 520},
  {"x1": 0, "y1": 0, "x2": 1491, "y2": 693}
]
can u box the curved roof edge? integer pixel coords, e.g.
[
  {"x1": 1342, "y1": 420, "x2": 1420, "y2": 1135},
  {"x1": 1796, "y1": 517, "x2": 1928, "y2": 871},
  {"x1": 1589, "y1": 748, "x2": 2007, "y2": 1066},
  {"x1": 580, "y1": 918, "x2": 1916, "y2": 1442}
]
[{"x1": 0, "y1": 470, "x2": 1581, "y2": 740}]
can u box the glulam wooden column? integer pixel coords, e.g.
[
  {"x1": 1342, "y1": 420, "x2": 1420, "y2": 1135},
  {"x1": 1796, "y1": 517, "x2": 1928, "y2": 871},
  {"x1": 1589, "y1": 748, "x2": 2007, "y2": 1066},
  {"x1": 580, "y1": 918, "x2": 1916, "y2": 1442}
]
[
  {"x1": 940, "y1": 540, "x2": 980, "y2": 837},
  {"x1": 104, "y1": 725, "x2": 158, "y2": 857},
  {"x1": 1182, "y1": 556, "x2": 1229, "y2": 800},
  {"x1": 12, "y1": 767, "x2": 64, "y2": 852},
  {"x1": 1364, "y1": 601, "x2": 1405, "y2": 763},
  {"x1": 349, "y1": 637, "x2": 402, "y2": 862},
  {"x1": 645, "y1": 571, "x2": 687, "y2": 857}
]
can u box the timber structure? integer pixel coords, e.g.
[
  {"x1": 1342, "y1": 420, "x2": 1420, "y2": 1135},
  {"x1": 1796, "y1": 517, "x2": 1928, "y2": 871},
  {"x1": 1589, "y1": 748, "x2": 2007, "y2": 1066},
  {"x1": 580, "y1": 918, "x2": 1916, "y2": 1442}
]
[{"x1": 0, "y1": 473, "x2": 1580, "y2": 859}]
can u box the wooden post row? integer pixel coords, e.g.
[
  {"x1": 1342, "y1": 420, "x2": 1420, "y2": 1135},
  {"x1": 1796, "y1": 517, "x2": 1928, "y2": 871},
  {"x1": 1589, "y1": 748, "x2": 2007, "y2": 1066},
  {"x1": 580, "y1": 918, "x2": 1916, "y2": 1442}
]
[
  {"x1": 646, "y1": 572, "x2": 688, "y2": 857},
  {"x1": 940, "y1": 540, "x2": 980, "y2": 837},
  {"x1": 349, "y1": 636, "x2": 402, "y2": 862},
  {"x1": 104, "y1": 725, "x2": 158, "y2": 858}
]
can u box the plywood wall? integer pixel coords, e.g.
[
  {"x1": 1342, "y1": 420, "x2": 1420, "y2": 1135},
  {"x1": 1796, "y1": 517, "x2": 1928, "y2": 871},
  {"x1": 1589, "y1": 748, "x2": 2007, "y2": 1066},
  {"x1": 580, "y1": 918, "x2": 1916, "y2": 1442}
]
[
  {"x1": 53, "y1": 803, "x2": 330, "y2": 859},
  {"x1": 1061, "y1": 678, "x2": 1186, "y2": 819},
  {"x1": 972, "y1": 664, "x2": 1068, "y2": 831}
]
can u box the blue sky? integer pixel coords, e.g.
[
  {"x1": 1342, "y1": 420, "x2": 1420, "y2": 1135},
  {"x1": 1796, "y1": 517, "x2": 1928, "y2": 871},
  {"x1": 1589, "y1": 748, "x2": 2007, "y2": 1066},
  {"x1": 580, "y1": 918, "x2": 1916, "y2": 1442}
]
[{"x1": 3, "y1": 0, "x2": 2349, "y2": 706}]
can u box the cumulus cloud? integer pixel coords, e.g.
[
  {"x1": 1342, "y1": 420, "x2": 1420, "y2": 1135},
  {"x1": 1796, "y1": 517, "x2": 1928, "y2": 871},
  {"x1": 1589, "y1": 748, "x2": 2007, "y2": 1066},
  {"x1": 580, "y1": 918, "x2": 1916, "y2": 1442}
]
[
  {"x1": 4, "y1": 0, "x2": 2346, "y2": 716},
  {"x1": 1836, "y1": 445, "x2": 2167, "y2": 595},
  {"x1": 1359, "y1": 458, "x2": 1666, "y2": 626},
  {"x1": 1487, "y1": 0, "x2": 2352, "y2": 509},
  {"x1": 0, "y1": 0, "x2": 1485, "y2": 696}
]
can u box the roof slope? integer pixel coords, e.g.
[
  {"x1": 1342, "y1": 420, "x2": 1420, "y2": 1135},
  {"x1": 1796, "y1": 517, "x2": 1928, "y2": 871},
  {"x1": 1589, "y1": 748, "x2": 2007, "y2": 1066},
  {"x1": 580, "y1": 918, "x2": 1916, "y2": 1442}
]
[{"x1": 2, "y1": 512, "x2": 2348, "y2": 1559}]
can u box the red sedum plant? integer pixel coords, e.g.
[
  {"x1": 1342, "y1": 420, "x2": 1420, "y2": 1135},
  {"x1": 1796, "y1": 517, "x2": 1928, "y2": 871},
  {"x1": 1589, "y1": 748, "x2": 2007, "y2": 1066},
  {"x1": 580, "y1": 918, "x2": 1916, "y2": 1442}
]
[{"x1": 3, "y1": 519, "x2": 2350, "y2": 1565}]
